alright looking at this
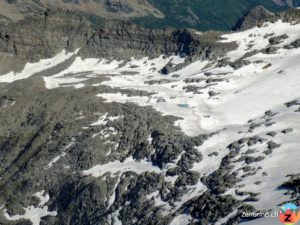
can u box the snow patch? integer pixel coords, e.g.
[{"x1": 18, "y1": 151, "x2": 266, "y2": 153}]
[
  {"x1": 2, "y1": 191, "x2": 57, "y2": 225},
  {"x1": 169, "y1": 214, "x2": 192, "y2": 225},
  {"x1": 82, "y1": 157, "x2": 161, "y2": 178},
  {"x1": 45, "y1": 139, "x2": 75, "y2": 169},
  {"x1": 0, "y1": 49, "x2": 78, "y2": 83}
]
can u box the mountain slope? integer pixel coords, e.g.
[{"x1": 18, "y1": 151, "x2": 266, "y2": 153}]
[
  {"x1": 232, "y1": 5, "x2": 275, "y2": 30},
  {"x1": 0, "y1": 0, "x2": 163, "y2": 23},
  {"x1": 134, "y1": 0, "x2": 287, "y2": 31},
  {"x1": 273, "y1": 0, "x2": 300, "y2": 7},
  {"x1": 0, "y1": 9, "x2": 300, "y2": 225},
  {"x1": 0, "y1": 0, "x2": 294, "y2": 31}
]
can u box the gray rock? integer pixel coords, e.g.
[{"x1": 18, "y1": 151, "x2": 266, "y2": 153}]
[
  {"x1": 285, "y1": 39, "x2": 300, "y2": 49},
  {"x1": 282, "y1": 128, "x2": 293, "y2": 134},
  {"x1": 267, "y1": 141, "x2": 281, "y2": 150},
  {"x1": 266, "y1": 132, "x2": 277, "y2": 137},
  {"x1": 268, "y1": 34, "x2": 288, "y2": 45},
  {"x1": 245, "y1": 156, "x2": 265, "y2": 164}
]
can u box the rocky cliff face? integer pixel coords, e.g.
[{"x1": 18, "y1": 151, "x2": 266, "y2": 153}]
[{"x1": 0, "y1": 10, "x2": 236, "y2": 74}]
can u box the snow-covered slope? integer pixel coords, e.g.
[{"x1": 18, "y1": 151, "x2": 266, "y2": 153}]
[
  {"x1": 2, "y1": 21, "x2": 299, "y2": 135},
  {"x1": 1, "y1": 19, "x2": 300, "y2": 225}
]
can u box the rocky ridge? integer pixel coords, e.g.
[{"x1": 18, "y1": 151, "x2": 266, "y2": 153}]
[
  {"x1": 233, "y1": 6, "x2": 300, "y2": 30},
  {"x1": 0, "y1": 10, "x2": 236, "y2": 75}
]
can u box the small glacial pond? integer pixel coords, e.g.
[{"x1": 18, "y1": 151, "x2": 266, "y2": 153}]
[{"x1": 177, "y1": 104, "x2": 189, "y2": 108}]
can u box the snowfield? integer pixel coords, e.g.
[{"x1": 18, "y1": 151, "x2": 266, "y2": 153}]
[{"x1": 1, "y1": 19, "x2": 300, "y2": 225}]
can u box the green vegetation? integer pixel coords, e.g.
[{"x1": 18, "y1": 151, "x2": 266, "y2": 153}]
[{"x1": 133, "y1": 0, "x2": 286, "y2": 31}]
